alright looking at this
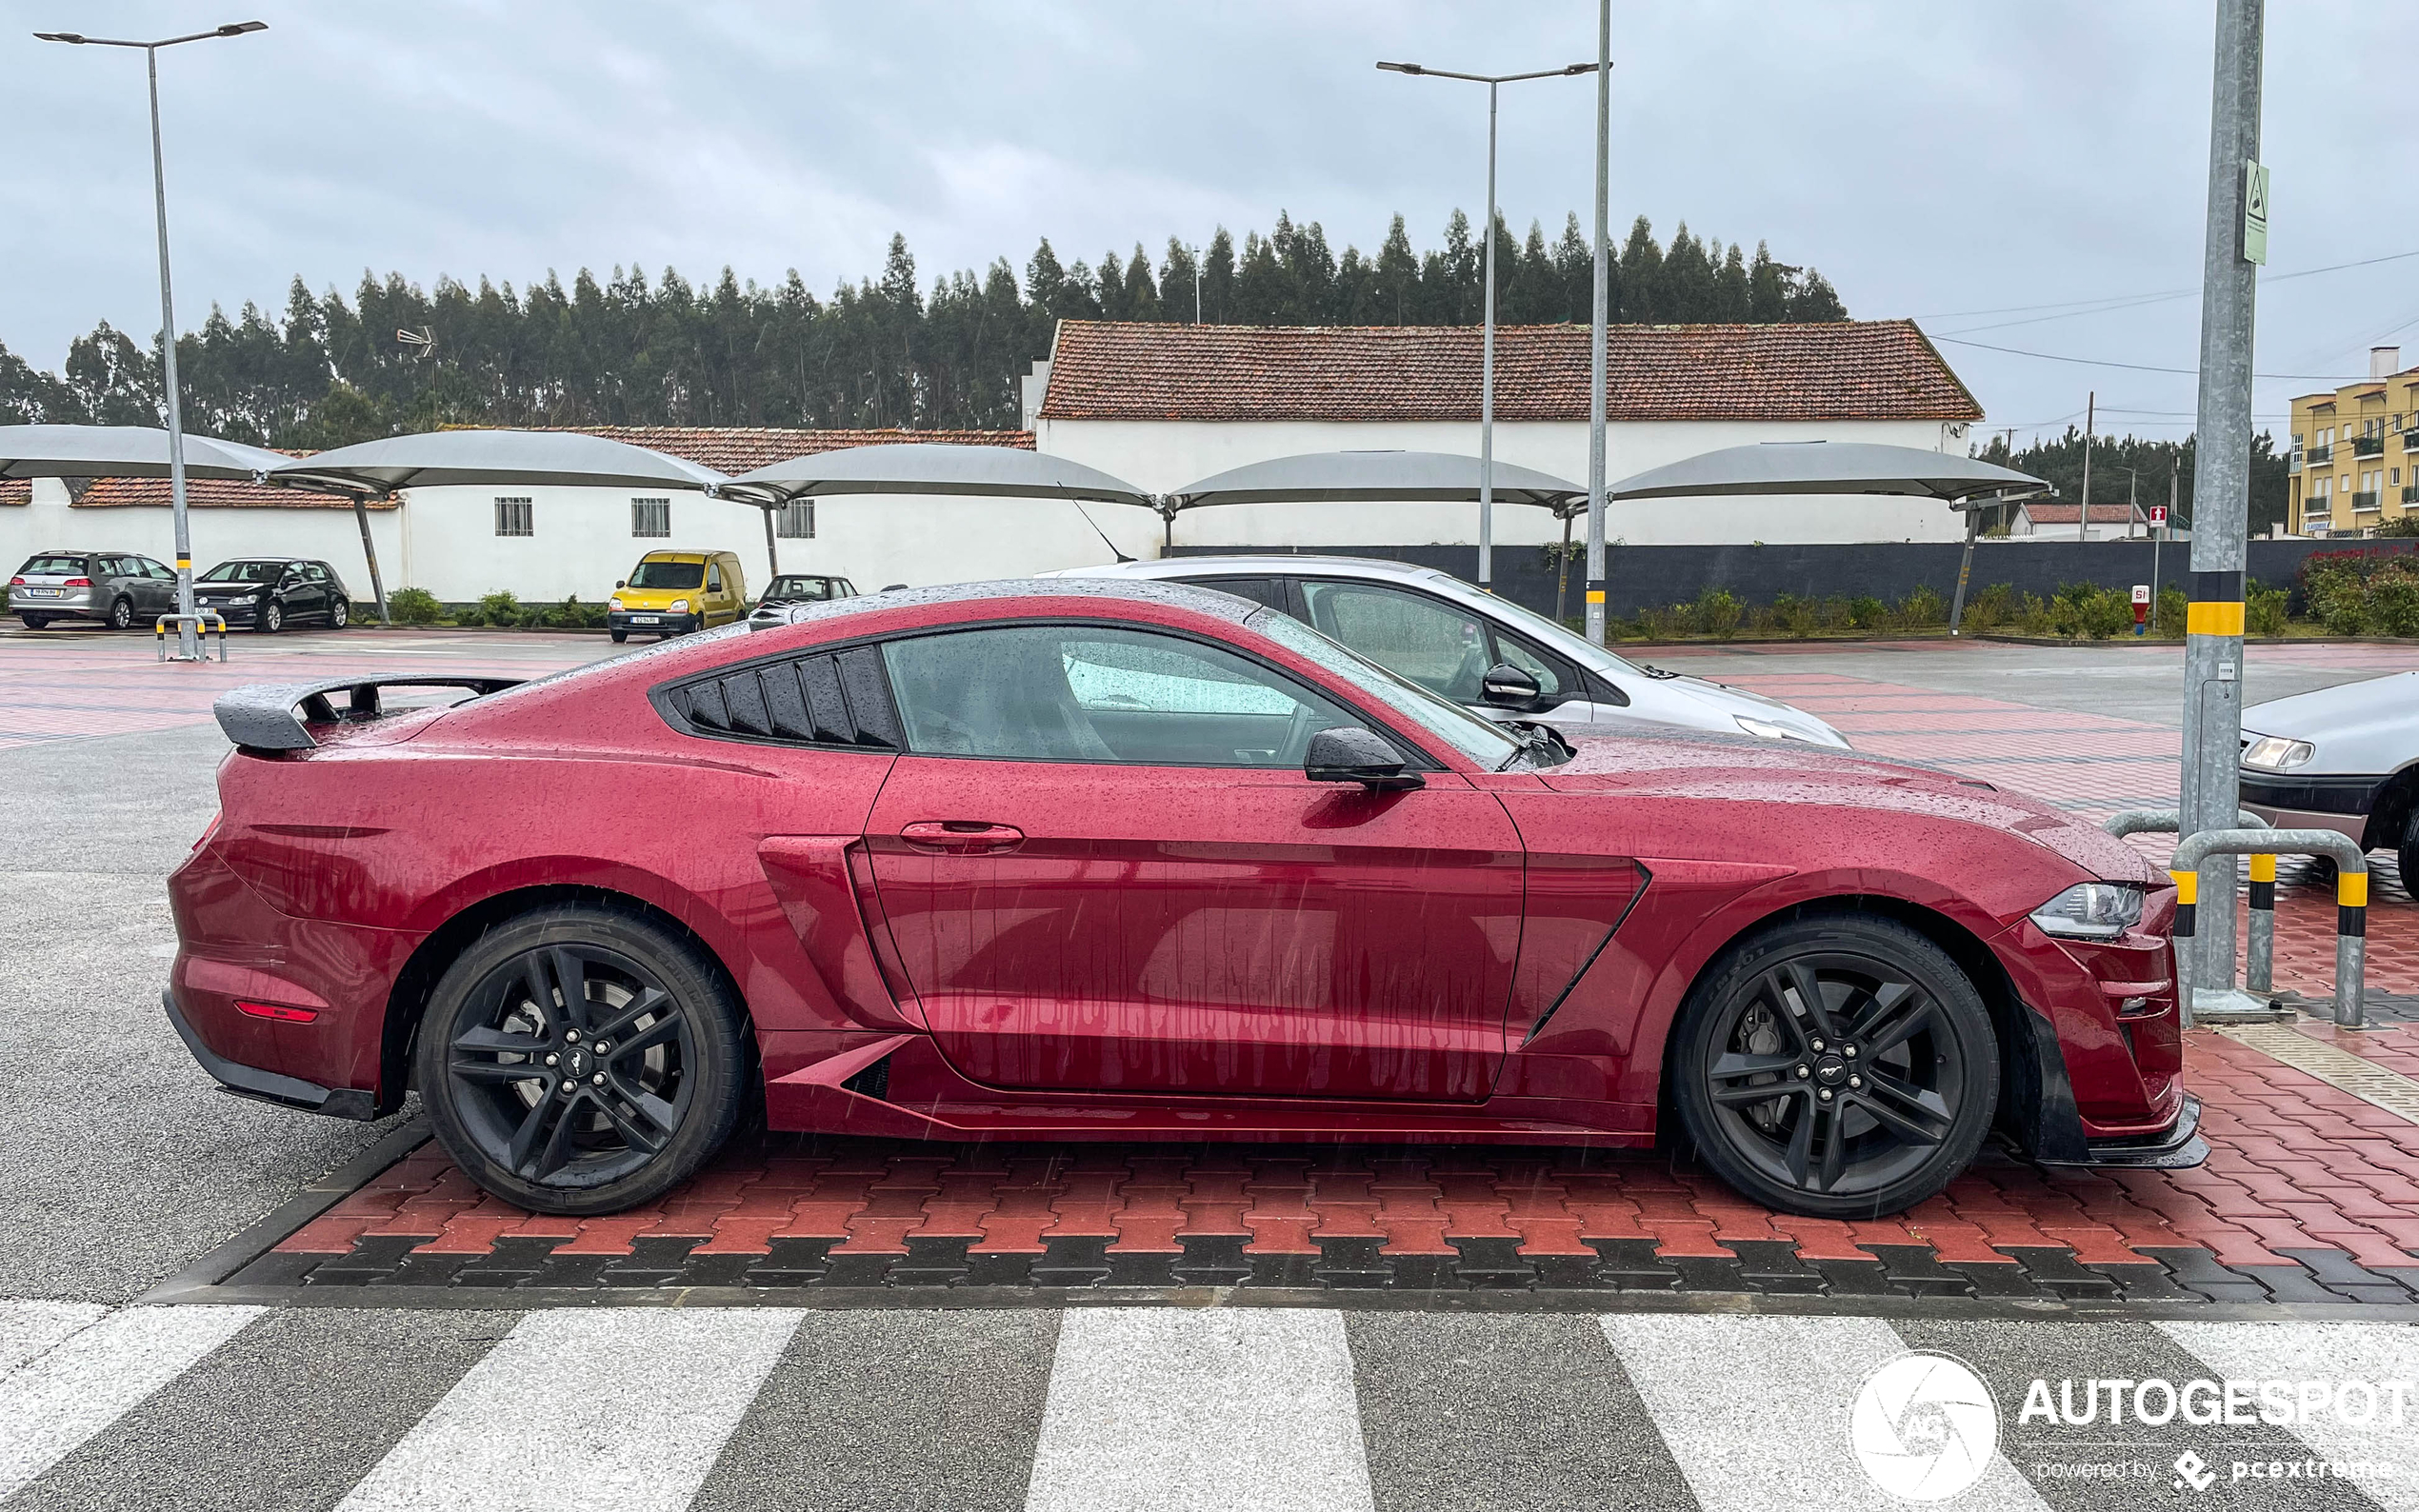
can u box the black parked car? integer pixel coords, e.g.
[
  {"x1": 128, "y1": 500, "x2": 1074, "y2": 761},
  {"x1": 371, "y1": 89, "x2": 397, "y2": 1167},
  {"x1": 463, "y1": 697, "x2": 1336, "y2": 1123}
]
[
  {"x1": 192, "y1": 558, "x2": 352, "y2": 632},
  {"x1": 10, "y1": 549, "x2": 181, "y2": 630}
]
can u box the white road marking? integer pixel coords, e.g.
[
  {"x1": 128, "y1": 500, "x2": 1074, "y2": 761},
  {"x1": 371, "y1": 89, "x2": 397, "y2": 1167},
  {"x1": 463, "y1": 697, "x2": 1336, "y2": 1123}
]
[
  {"x1": 334, "y1": 1307, "x2": 802, "y2": 1512},
  {"x1": 1025, "y1": 1307, "x2": 1376, "y2": 1512},
  {"x1": 1603, "y1": 1314, "x2": 2051, "y2": 1512},
  {"x1": 0, "y1": 1300, "x2": 107, "y2": 1379},
  {"x1": 2163, "y1": 1321, "x2": 2419, "y2": 1510},
  {"x1": 0, "y1": 1303, "x2": 262, "y2": 1500}
]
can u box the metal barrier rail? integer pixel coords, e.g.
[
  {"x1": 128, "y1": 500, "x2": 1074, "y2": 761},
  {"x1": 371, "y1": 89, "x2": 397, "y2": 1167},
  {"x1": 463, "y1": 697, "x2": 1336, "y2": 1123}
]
[
  {"x1": 2101, "y1": 809, "x2": 2276, "y2": 993},
  {"x1": 2170, "y1": 827, "x2": 2369, "y2": 1028},
  {"x1": 154, "y1": 610, "x2": 228, "y2": 664}
]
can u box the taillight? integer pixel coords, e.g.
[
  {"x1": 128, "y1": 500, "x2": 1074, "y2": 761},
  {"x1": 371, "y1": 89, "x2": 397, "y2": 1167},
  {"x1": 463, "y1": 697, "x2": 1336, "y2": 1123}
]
[
  {"x1": 235, "y1": 1000, "x2": 318, "y2": 1023},
  {"x1": 7, "y1": 577, "x2": 22, "y2": 587},
  {"x1": 192, "y1": 813, "x2": 221, "y2": 851},
  {"x1": 62, "y1": 577, "x2": 92, "y2": 587}
]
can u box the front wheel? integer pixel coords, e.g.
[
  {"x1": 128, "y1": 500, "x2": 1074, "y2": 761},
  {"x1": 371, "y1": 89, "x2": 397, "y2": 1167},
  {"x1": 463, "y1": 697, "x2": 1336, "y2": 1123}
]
[
  {"x1": 261, "y1": 601, "x2": 284, "y2": 633},
  {"x1": 19, "y1": 614, "x2": 49, "y2": 629},
  {"x1": 2397, "y1": 815, "x2": 2417, "y2": 905},
  {"x1": 610, "y1": 629, "x2": 629, "y2": 644},
  {"x1": 1670, "y1": 914, "x2": 1998, "y2": 1219},
  {"x1": 416, "y1": 904, "x2": 749, "y2": 1214}
]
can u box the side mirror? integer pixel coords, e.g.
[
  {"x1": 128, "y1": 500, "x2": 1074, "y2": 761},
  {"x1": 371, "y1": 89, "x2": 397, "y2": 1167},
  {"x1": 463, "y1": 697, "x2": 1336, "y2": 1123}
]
[
  {"x1": 1305, "y1": 726, "x2": 1424, "y2": 790},
  {"x1": 615, "y1": 580, "x2": 627, "y2": 589},
  {"x1": 1480, "y1": 662, "x2": 1543, "y2": 708}
]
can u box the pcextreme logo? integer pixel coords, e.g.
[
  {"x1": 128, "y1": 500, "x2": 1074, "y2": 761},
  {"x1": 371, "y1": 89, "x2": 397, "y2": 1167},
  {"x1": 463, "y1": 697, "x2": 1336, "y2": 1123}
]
[{"x1": 1850, "y1": 1352, "x2": 2000, "y2": 1502}]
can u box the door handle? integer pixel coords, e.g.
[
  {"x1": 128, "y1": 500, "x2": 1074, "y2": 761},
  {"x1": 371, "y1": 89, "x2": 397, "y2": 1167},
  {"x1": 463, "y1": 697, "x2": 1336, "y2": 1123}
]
[{"x1": 898, "y1": 821, "x2": 1025, "y2": 855}]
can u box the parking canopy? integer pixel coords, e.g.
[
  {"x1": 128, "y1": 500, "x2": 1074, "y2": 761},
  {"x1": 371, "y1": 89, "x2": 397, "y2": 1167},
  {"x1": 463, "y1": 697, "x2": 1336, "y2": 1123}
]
[
  {"x1": 0, "y1": 424, "x2": 290, "y2": 479},
  {"x1": 264, "y1": 428, "x2": 730, "y2": 496},
  {"x1": 723, "y1": 442, "x2": 1155, "y2": 509},
  {"x1": 1603, "y1": 441, "x2": 2046, "y2": 507},
  {"x1": 1167, "y1": 449, "x2": 1587, "y2": 514}
]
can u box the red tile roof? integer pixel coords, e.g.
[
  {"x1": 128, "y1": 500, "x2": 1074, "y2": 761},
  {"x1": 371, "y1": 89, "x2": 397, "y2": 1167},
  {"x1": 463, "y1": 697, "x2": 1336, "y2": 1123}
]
[
  {"x1": 521, "y1": 426, "x2": 1033, "y2": 475},
  {"x1": 1038, "y1": 320, "x2": 1982, "y2": 424},
  {"x1": 71, "y1": 476, "x2": 398, "y2": 509},
  {"x1": 2019, "y1": 502, "x2": 2139, "y2": 525},
  {"x1": 0, "y1": 480, "x2": 26, "y2": 507}
]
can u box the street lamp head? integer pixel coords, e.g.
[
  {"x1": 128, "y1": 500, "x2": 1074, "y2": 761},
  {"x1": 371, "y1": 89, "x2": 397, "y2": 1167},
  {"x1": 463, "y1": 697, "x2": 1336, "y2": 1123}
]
[
  {"x1": 1562, "y1": 61, "x2": 1601, "y2": 74},
  {"x1": 217, "y1": 20, "x2": 267, "y2": 34},
  {"x1": 32, "y1": 30, "x2": 86, "y2": 43},
  {"x1": 1375, "y1": 60, "x2": 1424, "y2": 74}
]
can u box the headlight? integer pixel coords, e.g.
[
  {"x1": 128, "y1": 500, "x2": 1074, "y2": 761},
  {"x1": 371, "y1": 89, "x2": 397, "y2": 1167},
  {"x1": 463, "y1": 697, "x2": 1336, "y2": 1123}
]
[
  {"x1": 1735, "y1": 714, "x2": 1812, "y2": 742},
  {"x1": 2030, "y1": 883, "x2": 2145, "y2": 940},
  {"x1": 608, "y1": 596, "x2": 624, "y2": 611},
  {"x1": 670, "y1": 598, "x2": 690, "y2": 613},
  {"x1": 2242, "y1": 735, "x2": 2314, "y2": 770},
  {"x1": 230, "y1": 593, "x2": 257, "y2": 605}
]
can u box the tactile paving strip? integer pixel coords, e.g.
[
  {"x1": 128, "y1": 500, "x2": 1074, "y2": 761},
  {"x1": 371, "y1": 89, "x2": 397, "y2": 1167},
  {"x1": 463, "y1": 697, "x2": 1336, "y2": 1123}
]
[{"x1": 2220, "y1": 1024, "x2": 2419, "y2": 1124}]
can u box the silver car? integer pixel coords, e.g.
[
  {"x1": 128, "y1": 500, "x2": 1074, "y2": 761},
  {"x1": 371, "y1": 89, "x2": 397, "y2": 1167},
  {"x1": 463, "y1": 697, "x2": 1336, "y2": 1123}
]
[
  {"x1": 1050, "y1": 554, "x2": 1849, "y2": 747},
  {"x1": 10, "y1": 550, "x2": 181, "y2": 630},
  {"x1": 2240, "y1": 670, "x2": 2419, "y2": 883}
]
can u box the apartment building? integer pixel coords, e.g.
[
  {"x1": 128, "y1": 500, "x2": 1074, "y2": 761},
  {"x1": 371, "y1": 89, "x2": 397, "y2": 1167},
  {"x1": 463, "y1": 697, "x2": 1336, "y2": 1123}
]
[{"x1": 2289, "y1": 345, "x2": 2419, "y2": 535}]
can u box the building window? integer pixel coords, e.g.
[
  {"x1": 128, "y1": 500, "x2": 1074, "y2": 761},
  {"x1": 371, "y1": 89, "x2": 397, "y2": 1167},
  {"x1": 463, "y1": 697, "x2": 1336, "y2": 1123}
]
[
  {"x1": 494, "y1": 496, "x2": 533, "y2": 537},
  {"x1": 631, "y1": 497, "x2": 670, "y2": 538},
  {"x1": 776, "y1": 499, "x2": 816, "y2": 539}
]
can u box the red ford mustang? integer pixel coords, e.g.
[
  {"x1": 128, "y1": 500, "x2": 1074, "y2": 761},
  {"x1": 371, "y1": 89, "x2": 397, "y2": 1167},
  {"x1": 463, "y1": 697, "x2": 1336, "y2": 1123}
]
[{"x1": 167, "y1": 580, "x2": 2199, "y2": 1219}]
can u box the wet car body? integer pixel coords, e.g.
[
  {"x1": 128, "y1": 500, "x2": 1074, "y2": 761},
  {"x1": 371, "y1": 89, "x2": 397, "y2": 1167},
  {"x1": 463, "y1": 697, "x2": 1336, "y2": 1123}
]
[{"x1": 168, "y1": 580, "x2": 2193, "y2": 1217}]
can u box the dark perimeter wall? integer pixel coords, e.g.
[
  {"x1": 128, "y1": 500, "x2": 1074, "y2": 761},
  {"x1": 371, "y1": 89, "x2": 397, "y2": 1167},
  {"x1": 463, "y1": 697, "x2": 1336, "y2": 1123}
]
[{"x1": 1170, "y1": 540, "x2": 2415, "y2": 619}]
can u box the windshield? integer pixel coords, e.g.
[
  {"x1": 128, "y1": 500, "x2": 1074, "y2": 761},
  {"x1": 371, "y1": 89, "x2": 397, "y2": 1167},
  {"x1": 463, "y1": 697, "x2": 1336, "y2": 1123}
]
[
  {"x1": 1249, "y1": 609, "x2": 1525, "y2": 770},
  {"x1": 200, "y1": 561, "x2": 287, "y2": 584},
  {"x1": 17, "y1": 555, "x2": 87, "y2": 576},
  {"x1": 1422, "y1": 572, "x2": 1646, "y2": 676},
  {"x1": 769, "y1": 576, "x2": 841, "y2": 600},
  {"x1": 629, "y1": 561, "x2": 704, "y2": 589}
]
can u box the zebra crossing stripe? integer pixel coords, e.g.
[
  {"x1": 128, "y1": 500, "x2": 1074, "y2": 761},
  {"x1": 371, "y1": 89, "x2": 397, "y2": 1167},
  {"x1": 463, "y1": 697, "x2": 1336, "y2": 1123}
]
[
  {"x1": 1602, "y1": 1314, "x2": 2053, "y2": 1512},
  {"x1": 0, "y1": 1303, "x2": 262, "y2": 1501},
  {"x1": 2162, "y1": 1321, "x2": 2419, "y2": 1511},
  {"x1": 333, "y1": 1308, "x2": 803, "y2": 1512},
  {"x1": 0, "y1": 1301, "x2": 107, "y2": 1380},
  {"x1": 1024, "y1": 1307, "x2": 1377, "y2": 1512}
]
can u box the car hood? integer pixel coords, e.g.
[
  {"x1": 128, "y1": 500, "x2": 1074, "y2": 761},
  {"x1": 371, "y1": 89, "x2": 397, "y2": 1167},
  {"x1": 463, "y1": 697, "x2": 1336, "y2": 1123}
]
[
  {"x1": 1537, "y1": 725, "x2": 2158, "y2": 883},
  {"x1": 1644, "y1": 670, "x2": 1845, "y2": 740},
  {"x1": 2243, "y1": 671, "x2": 2419, "y2": 746}
]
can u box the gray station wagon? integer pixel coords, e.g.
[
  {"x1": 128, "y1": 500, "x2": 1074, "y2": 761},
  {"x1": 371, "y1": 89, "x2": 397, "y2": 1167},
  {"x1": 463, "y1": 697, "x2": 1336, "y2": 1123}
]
[{"x1": 10, "y1": 550, "x2": 181, "y2": 630}]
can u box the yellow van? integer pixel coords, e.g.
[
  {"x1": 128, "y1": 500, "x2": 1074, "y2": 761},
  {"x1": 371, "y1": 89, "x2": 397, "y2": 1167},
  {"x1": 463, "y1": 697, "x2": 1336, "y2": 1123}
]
[{"x1": 608, "y1": 549, "x2": 748, "y2": 642}]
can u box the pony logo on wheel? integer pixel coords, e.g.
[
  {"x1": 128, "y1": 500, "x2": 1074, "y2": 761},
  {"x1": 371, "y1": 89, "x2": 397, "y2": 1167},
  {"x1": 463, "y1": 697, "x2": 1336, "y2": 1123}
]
[{"x1": 1852, "y1": 1352, "x2": 2001, "y2": 1502}]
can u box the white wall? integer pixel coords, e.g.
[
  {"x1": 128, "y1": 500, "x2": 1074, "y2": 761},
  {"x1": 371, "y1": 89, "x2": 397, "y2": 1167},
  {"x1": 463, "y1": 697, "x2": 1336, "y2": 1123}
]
[
  {"x1": 1034, "y1": 417, "x2": 1975, "y2": 548},
  {"x1": 2, "y1": 480, "x2": 405, "y2": 595}
]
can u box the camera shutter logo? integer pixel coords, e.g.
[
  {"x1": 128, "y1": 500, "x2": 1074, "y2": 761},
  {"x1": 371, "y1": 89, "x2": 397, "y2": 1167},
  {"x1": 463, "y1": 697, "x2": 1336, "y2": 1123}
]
[{"x1": 1851, "y1": 1352, "x2": 2001, "y2": 1501}]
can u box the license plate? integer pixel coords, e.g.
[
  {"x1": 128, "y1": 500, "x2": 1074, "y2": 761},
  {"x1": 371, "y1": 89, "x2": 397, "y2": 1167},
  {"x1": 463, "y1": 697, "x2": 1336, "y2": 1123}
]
[
  {"x1": 22, "y1": 587, "x2": 57, "y2": 597},
  {"x1": 631, "y1": 615, "x2": 660, "y2": 625}
]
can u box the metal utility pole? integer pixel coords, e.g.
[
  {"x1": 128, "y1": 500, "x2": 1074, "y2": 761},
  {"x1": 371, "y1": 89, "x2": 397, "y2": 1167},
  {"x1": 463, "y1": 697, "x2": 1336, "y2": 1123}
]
[
  {"x1": 1185, "y1": 244, "x2": 1204, "y2": 325},
  {"x1": 2078, "y1": 390, "x2": 2095, "y2": 543},
  {"x1": 1378, "y1": 56, "x2": 1594, "y2": 589},
  {"x1": 1585, "y1": 0, "x2": 1612, "y2": 645},
  {"x1": 2180, "y1": 0, "x2": 2268, "y2": 1014},
  {"x1": 34, "y1": 21, "x2": 268, "y2": 663}
]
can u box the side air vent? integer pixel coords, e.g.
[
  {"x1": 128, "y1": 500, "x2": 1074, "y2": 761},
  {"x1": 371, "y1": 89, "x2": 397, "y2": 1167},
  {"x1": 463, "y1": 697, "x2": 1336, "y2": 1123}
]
[
  {"x1": 839, "y1": 1055, "x2": 892, "y2": 1101},
  {"x1": 659, "y1": 647, "x2": 903, "y2": 749}
]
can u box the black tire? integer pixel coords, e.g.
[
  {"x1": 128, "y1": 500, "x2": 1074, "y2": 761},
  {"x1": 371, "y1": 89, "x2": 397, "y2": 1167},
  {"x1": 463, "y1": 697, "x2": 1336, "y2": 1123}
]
[
  {"x1": 19, "y1": 613, "x2": 48, "y2": 629},
  {"x1": 108, "y1": 597, "x2": 135, "y2": 631},
  {"x1": 610, "y1": 629, "x2": 629, "y2": 644},
  {"x1": 330, "y1": 597, "x2": 349, "y2": 628},
  {"x1": 261, "y1": 601, "x2": 284, "y2": 633},
  {"x1": 2397, "y1": 814, "x2": 2418, "y2": 904},
  {"x1": 1670, "y1": 914, "x2": 1998, "y2": 1219},
  {"x1": 415, "y1": 904, "x2": 747, "y2": 1215}
]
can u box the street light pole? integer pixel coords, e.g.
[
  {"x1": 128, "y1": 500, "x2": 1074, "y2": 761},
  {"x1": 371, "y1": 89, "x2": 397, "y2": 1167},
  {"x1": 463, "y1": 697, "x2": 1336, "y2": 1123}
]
[
  {"x1": 35, "y1": 21, "x2": 267, "y2": 663},
  {"x1": 1585, "y1": 1, "x2": 1612, "y2": 645},
  {"x1": 1379, "y1": 56, "x2": 1594, "y2": 591},
  {"x1": 1185, "y1": 244, "x2": 1204, "y2": 325}
]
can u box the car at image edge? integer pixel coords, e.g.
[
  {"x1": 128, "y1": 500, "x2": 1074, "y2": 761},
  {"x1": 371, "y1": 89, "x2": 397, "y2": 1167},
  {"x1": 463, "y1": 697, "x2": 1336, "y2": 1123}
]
[
  {"x1": 1049, "y1": 554, "x2": 1850, "y2": 746},
  {"x1": 167, "y1": 578, "x2": 2194, "y2": 1222},
  {"x1": 10, "y1": 549, "x2": 182, "y2": 629},
  {"x1": 2239, "y1": 669, "x2": 2419, "y2": 882}
]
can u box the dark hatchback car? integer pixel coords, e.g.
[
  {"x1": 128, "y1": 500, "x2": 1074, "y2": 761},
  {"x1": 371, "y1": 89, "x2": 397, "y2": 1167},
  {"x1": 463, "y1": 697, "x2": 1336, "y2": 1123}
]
[
  {"x1": 749, "y1": 573, "x2": 860, "y2": 628},
  {"x1": 193, "y1": 558, "x2": 352, "y2": 632},
  {"x1": 10, "y1": 550, "x2": 181, "y2": 629}
]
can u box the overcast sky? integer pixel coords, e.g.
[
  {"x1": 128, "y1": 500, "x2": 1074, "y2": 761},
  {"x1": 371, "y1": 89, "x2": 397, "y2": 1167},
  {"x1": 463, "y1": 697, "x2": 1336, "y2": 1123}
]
[{"x1": 9, "y1": 1, "x2": 2415, "y2": 448}]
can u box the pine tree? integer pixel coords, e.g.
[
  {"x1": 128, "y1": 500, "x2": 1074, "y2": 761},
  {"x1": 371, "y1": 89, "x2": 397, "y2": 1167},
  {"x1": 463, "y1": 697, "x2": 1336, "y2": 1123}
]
[
  {"x1": 1202, "y1": 228, "x2": 1236, "y2": 324},
  {"x1": 1159, "y1": 238, "x2": 1201, "y2": 323},
  {"x1": 1617, "y1": 216, "x2": 1662, "y2": 323},
  {"x1": 1711, "y1": 242, "x2": 1751, "y2": 323},
  {"x1": 1371, "y1": 215, "x2": 1419, "y2": 324}
]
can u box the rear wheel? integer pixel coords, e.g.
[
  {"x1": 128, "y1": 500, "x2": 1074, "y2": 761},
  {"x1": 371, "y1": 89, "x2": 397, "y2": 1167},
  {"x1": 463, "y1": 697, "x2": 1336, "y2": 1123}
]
[
  {"x1": 19, "y1": 614, "x2": 49, "y2": 629},
  {"x1": 1670, "y1": 914, "x2": 1997, "y2": 1219},
  {"x1": 108, "y1": 597, "x2": 135, "y2": 630},
  {"x1": 416, "y1": 904, "x2": 748, "y2": 1214},
  {"x1": 330, "y1": 597, "x2": 349, "y2": 628}
]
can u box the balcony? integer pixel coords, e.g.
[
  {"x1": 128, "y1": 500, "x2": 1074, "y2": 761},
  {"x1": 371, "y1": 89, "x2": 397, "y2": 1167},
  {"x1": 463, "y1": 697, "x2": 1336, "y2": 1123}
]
[
  {"x1": 2353, "y1": 434, "x2": 2386, "y2": 458},
  {"x1": 2307, "y1": 444, "x2": 2333, "y2": 466},
  {"x1": 2353, "y1": 490, "x2": 2382, "y2": 512},
  {"x1": 2405, "y1": 484, "x2": 2418, "y2": 504},
  {"x1": 2404, "y1": 430, "x2": 2418, "y2": 451}
]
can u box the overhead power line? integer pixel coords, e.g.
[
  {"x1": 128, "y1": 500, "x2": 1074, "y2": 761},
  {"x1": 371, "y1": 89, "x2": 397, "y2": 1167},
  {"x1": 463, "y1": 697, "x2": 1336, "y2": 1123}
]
[
  {"x1": 1911, "y1": 246, "x2": 2419, "y2": 323},
  {"x1": 1928, "y1": 333, "x2": 2382, "y2": 381}
]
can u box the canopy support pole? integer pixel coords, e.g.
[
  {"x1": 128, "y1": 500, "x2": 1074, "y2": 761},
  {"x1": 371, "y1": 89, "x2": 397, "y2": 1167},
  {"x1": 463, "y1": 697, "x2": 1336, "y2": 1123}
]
[
  {"x1": 1555, "y1": 508, "x2": 1573, "y2": 621},
  {"x1": 761, "y1": 504, "x2": 780, "y2": 581},
  {"x1": 351, "y1": 491, "x2": 391, "y2": 626},
  {"x1": 1949, "y1": 504, "x2": 1980, "y2": 636}
]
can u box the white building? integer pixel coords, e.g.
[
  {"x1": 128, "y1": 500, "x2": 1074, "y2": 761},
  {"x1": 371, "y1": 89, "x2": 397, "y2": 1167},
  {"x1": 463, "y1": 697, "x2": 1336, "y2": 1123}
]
[
  {"x1": 1030, "y1": 320, "x2": 1984, "y2": 548},
  {"x1": 3, "y1": 320, "x2": 1989, "y2": 602},
  {"x1": 2009, "y1": 500, "x2": 2147, "y2": 542}
]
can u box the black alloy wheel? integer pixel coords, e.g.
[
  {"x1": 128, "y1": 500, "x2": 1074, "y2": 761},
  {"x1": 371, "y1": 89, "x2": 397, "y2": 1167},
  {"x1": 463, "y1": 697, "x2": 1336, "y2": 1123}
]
[
  {"x1": 330, "y1": 597, "x2": 349, "y2": 628},
  {"x1": 1671, "y1": 915, "x2": 1997, "y2": 1218},
  {"x1": 109, "y1": 597, "x2": 135, "y2": 630},
  {"x1": 20, "y1": 614, "x2": 48, "y2": 629},
  {"x1": 417, "y1": 905, "x2": 747, "y2": 1214},
  {"x1": 261, "y1": 600, "x2": 284, "y2": 633}
]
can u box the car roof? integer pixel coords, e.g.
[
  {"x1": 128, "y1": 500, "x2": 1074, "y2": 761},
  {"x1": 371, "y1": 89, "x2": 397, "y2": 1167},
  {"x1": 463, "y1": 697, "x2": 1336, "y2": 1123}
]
[
  {"x1": 752, "y1": 575, "x2": 1260, "y2": 632},
  {"x1": 1058, "y1": 554, "x2": 1455, "y2": 587}
]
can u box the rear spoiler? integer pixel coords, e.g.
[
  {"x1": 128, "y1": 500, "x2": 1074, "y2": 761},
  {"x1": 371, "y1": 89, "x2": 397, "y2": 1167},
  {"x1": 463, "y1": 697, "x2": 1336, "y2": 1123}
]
[{"x1": 213, "y1": 676, "x2": 524, "y2": 752}]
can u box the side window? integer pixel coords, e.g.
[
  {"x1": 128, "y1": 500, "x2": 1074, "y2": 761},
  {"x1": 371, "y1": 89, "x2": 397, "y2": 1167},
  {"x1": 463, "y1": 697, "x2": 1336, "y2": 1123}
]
[
  {"x1": 1298, "y1": 581, "x2": 1490, "y2": 706},
  {"x1": 880, "y1": 624, "x2": 1361, "y2": 767},
  {"x1": 145, "y1": 558, "x2": 175, "y2": 580},
  {"x1": 303, "y1": 564, "x2": 330, "y2": 584},
  {"x1": 661, "y1": 647, "x2": 903, "y2": 750},
  {"x1": 707, "y1": 562, "x2": 724, "y2": 593}
]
